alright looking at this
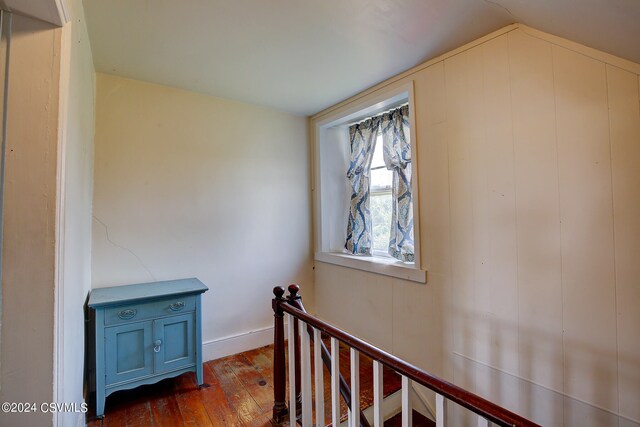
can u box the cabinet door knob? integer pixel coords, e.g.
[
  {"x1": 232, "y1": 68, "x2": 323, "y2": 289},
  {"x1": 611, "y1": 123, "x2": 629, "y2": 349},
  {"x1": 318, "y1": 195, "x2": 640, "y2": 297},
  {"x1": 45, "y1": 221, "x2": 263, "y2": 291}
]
[
  {"x1": 154, "y1": 339, "x2": 162, "y2": 353},
  {"x1": 169, "y1": 301, "x2": 185, "y2": 311}
]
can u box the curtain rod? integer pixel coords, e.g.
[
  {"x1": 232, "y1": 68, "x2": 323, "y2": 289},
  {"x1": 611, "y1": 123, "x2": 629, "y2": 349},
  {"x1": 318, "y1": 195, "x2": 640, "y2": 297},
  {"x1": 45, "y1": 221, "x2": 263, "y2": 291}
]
[{"x1": 345, "y1": 102, "x2": 409, "y2": 127}]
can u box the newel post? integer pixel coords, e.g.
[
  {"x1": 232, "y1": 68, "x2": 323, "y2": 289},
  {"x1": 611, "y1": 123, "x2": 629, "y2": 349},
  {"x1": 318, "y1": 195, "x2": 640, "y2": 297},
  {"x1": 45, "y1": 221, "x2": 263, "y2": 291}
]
[
  {"x1": 287, "y1": 284, "x2": 303, "y2": 417},
  {"x1": 272, "y1": 286, "x2": 288, "y2": 422}
]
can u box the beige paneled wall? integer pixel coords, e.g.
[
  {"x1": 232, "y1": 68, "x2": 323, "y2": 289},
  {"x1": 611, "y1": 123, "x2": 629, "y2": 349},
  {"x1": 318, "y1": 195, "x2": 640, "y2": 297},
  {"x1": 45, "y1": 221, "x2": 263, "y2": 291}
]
[
  {"x1": 0, "y1": 14, "x2": 61, "y2": 427},
  {"x1": 312, "y1": 25, "x2": 640, "y2": 426},
  {"x1": 608, "y1": 66, "x2": 640, "y2": 424}
]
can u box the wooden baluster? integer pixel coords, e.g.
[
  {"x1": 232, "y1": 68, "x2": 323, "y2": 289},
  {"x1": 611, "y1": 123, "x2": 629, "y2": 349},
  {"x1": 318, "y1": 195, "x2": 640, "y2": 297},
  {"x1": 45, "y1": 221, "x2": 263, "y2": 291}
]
[
  {"x1": 373, "y1": 361, "x2": 383, "y2": 427},
  {"x1": 402, "y1": 376, "x2": 412, "y2": 427},
  {"x1": 272, "y1": 287, "x2": 288, "y2": 422},
  {"x1": 288, "y1": 285, "x2": 302, "y2": 416},
  {"x1": 300, "y1": 321, "x2": 312, "y2": 427},
  {"x1": 435, "y1": 393, "x2": 447, "y2": 427},
  {"x1": 314, "y1": 328, "x2": 324, "y2": 427},
  {"x1": 350, "y1": 348, "x2": 360, "y2": 427},
  {"x1": 287, "y1": 313, "x2": 297, "y2": 427},
  {"x1": 275, "y1": 286, "x2": 539, "y2": 427},
  {"x1": 331, "y1": 338, "x2": 340, "y2": 427}
]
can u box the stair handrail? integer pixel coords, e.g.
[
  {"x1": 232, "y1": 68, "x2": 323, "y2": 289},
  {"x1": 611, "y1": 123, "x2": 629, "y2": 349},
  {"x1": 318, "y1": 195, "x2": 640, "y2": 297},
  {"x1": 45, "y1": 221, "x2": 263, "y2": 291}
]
[
  {"x1": 272, "y1": 285, "x2": 540, "y2": 427},
  {"x1": 288, "y1": 286, "x2": 372, "y2": 427}
]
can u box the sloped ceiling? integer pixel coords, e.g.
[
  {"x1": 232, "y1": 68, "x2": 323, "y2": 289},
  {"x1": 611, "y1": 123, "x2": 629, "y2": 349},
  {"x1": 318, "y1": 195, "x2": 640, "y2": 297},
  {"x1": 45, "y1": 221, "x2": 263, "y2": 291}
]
[{"x1": 82, "y1": 0, "x2": 640, "y2": 116}]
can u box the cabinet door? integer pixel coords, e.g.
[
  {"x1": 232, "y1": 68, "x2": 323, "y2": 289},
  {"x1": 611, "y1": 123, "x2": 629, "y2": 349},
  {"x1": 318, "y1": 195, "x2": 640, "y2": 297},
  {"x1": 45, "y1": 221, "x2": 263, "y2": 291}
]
[
  {"x1": 153, "y1": 313, "x2": 195, "y2": 373},
  {"x1": 105, "y1": 321, "x2": 154, "y2": 385}
]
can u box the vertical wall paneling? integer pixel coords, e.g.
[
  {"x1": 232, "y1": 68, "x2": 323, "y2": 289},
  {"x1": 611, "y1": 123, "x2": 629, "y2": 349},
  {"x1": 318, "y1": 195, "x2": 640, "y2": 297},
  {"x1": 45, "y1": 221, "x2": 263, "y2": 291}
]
[
  {"x1": 0, "y1": 15, "x2": 60, "y2": 427},
  {"x1": 466, "y1": 44, "x2": 493, "y2": 370},
  {"x1": 479, "y1": 33, "x2": 520, "y2": 382},
  {"x1": 445, "y1": 50, "x2": 477, "y2": 369},
  {"x1": 416, "y1": 62, "x2": 449, "y2": 273},
  {"x1": 313, "y1": 25, "x2": 640, "y2": 425},
  {"x1": 414, "y1": 61, "x2": 450, "y2": 378},
  {"x1": 607, "y1": 65, "x2": 640, "y2": 423},
  {"x1": 315, "y1": 263, "x2": 394, "y2": 351},
  {"x1": 553, "y1": 44, "x2": 618, "y2": 413},
  {"x1": 508, "y1": 29, "x2": 565, "y2": 400}
]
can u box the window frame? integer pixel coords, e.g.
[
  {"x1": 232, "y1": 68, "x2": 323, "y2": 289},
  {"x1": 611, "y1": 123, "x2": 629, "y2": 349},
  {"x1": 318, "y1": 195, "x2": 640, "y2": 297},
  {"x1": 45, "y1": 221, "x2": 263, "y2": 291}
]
[{"x1": 312, "y1": 81, "x2": 426, "y2": 283}]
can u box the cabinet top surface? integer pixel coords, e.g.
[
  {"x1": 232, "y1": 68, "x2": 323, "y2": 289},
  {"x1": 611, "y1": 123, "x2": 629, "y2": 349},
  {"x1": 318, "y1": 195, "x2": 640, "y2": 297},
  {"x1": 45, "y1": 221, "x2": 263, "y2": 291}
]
[{"x1": 88, "y1": 278, "x2": 208, "y2": 308}]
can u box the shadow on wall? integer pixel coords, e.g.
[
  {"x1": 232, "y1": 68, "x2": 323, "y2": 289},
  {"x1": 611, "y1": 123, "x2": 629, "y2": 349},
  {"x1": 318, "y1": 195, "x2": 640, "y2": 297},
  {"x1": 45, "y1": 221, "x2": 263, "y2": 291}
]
[{"x1": 451, "y1": 307, "x2": 637, "y2": 426}]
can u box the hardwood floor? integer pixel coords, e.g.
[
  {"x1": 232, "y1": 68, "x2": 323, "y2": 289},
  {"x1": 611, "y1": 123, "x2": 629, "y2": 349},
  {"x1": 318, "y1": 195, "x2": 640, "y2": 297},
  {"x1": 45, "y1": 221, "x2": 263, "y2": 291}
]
[{"x1": 86, "y1": 343, "x2": 429, "y2": 427}]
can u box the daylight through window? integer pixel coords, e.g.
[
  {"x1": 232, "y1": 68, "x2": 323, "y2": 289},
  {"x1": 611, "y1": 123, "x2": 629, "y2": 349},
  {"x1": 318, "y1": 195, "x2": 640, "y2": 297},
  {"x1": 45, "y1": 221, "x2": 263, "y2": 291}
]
[
  {"x1": 344, "y1": 104, "x2": 414, "y2": 263},
  {"x1": 370, "y1": 134, "x2": 393, "y2": 255},
  {"x1": 313, "y1": 84, "x2": 424, "y2": 282}
]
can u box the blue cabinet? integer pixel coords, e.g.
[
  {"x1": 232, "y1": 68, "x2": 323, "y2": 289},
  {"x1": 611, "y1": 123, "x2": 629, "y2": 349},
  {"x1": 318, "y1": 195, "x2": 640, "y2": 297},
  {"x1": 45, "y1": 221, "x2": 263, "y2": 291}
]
[{"x1": 89, "y1": 278, "x2": 208, "y2": 418}]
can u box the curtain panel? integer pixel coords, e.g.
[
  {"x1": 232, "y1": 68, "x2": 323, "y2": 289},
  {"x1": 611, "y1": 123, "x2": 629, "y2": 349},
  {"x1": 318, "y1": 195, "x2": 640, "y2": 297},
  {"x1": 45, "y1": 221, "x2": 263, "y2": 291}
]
[
  {"x1": 344, "y1": 104, "x2": 414, "y2": 262},
  {"x1": 380, "y1": 105, "x2": 414, "y2": 262},
  {"x1": 344, "y1": 117, "x2": 381, "y2": 255}
]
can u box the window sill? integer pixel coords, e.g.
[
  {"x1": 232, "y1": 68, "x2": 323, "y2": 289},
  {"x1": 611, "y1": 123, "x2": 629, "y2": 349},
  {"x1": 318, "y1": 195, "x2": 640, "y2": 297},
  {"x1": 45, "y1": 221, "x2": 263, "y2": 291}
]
[{"x1": 315, "y1": 252, "x2": 427, "y2": 284}]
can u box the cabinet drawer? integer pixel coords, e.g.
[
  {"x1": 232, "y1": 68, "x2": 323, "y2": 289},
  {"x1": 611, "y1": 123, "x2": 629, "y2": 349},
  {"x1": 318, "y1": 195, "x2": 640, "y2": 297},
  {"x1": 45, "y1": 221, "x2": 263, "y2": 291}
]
[{"x1": 105, "y1": 295, "x2": 196, "y2": 326}]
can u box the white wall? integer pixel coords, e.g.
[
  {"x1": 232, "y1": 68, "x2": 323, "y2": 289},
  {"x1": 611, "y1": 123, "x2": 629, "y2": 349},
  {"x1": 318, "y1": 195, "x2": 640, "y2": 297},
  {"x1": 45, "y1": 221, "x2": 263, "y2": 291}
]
[
  {"x1": 92, "y1": 74, "x2": 314, "y2": 358},
  {"x1": 312, "y1": 25, "x2": 640, "y2": 426},
  {"x1": 54, "y1": 0, "x2": 95, "y2": 425},
  {"x1": 0, "y1": 14, "x2": 61, "y2": 427}
]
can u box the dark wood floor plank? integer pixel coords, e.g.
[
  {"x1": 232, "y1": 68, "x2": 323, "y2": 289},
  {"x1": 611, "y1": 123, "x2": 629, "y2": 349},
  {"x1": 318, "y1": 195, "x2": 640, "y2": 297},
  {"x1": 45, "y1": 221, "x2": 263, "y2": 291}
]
[
  {"x1": 243, "y1": 345, "x2": 274, "y2": 383},
  {"x1": 103, "y1": 400, "x2": 128, "y2": 427},
  {"x1": 209, "y1": 357, "x2": 263, "y2": 426},
  {"x1": 226, "y1": 353, "x2": 274, "y2": 412},
  {"x1": 174, "y1": 372, "x2": 214, "y2": 427},
  {"x1": 125, "y1": 400, "x2": 153, "y2": 427},
  {"x1": 149, "y1": 394, "x2": 184, "y2": 427},
  {"x1": 201, "y1": 362, "x2": 246, "y2": 427},
  {"x1": 245, "y1": 412, "x2": 277, "y2": 427}
]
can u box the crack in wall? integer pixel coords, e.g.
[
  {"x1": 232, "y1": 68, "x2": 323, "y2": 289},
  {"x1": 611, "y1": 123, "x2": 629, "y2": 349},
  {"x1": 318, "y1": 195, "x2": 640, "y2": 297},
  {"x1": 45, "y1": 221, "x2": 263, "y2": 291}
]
[
  {"x1": 482, "y1": 0, "x2": 518, "y2": 22},
  {"x1": 93, "y1": 215, "x2": 156, "y2": 281}
]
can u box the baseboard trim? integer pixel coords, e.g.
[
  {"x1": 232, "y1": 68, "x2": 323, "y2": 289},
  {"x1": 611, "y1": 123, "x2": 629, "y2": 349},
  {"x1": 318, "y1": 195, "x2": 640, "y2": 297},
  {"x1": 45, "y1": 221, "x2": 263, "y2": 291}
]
[{"x1": 202, "y1": 325, "x2": 276, "y2": 362}]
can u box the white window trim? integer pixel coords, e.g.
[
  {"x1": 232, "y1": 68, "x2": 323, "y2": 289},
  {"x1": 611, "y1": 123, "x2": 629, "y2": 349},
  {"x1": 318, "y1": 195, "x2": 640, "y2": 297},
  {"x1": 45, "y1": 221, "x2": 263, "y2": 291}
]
[
  {"x1": 315, "y1": 252, "x2": 426, "y2": 283},
  {"x1": 313, "y1": 81, "x2": 426, "y2": 284}
]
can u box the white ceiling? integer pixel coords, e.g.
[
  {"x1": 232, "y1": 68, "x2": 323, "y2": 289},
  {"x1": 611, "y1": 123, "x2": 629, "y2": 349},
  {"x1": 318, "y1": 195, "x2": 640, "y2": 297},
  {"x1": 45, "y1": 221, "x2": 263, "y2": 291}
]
[
  {"x1": 1, "y1": 0, "x2": 67, "y2": 25},
  {"x1": 82, "y1": 0, "x2": 640, "y2": 116}
]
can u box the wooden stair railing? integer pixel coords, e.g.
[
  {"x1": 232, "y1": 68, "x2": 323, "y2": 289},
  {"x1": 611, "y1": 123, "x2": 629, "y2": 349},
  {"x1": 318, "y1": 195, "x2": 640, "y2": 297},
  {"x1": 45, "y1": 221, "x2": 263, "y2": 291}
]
[
  {"x1": 273, "y1": 285, "x2": 370, "y2": 427},
  {"x1": 288, "y1": 286, "x2": 372, "y2": 427},
  {"x1": 272, "y1": 285, "x2": 541, "y2": 427}
]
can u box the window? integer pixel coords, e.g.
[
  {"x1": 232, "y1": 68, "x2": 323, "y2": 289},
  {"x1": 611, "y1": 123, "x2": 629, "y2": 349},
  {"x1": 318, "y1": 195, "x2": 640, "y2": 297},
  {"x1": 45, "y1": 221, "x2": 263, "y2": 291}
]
[
  {"x1": 313, "y1": 82, "x2": 425, "y2": 283},
  {"x1": 370, "y1": 134, "x2": 393, "y2": 256}
]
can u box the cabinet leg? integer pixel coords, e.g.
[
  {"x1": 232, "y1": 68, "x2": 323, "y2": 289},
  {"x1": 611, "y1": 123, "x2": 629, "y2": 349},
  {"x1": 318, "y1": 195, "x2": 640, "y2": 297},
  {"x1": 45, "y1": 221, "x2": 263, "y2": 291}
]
[
  {"x1": 96, "y1": 389, "x2": 105, "y2": 419},
  {"x1": 196, "y1": 364, "x2": 204, "y2": 386}
]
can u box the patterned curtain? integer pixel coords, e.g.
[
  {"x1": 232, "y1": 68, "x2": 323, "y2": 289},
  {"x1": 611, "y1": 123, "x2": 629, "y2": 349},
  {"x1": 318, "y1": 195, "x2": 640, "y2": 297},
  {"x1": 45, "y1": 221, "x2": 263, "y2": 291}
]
[
  {"x1": 344, "y1": 117, "x2": 381, "y2": 255},
  {"x1": 380, "y1": 105, "x2": 414, "y2": 262}
]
